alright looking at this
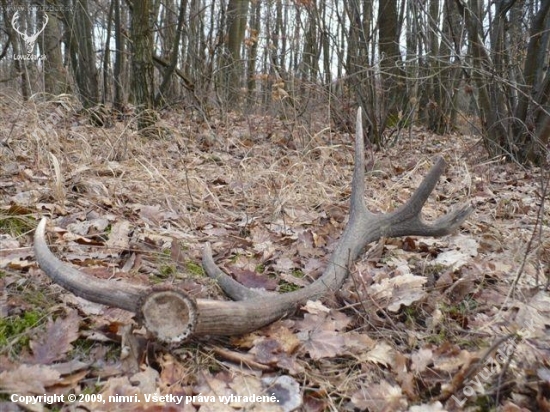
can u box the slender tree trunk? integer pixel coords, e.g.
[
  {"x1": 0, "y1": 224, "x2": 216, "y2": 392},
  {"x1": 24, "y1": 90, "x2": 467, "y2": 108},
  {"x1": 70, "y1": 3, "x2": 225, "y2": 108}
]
[
  {"x1": 102, "y1": 0, "x2": 114, "y2": 103},
  {"x1": 378, "y1": 0, "x2": 406, "y2": 126},
  {"x1": 223, "y1": 0, "x2": 249, "y2": 106},
  {"x1": 246, "y1": 0, "x2": 260, "y2": 107},
  {"x1": 40, "y1": 9, "x2": 68, "y2": 95},
  {"x1": 156, "y1": 0, "x2": 187, "y2": 106},
  {"x1": 65, "y1": 0, "x2": 99, "y2": 108},
  {"x1": 113, "y1": 0, "x2": 125, "y2": 113},
  {"x1": 131, "y1": 0, "x2": 156, "y2": 130}
]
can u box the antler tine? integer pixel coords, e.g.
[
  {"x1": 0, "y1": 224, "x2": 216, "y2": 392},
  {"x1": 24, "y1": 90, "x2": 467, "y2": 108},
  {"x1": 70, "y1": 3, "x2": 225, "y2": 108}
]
[{"x1": 34, "y1": 218, "x2": 145, "y2": 312}]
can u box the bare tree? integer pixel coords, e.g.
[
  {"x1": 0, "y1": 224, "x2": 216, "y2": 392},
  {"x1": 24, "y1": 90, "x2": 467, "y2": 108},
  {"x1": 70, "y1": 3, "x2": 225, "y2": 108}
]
[
  {"x1": 221, "y1": 0, "x2": 249, "y2": 106},
  {"x1": 40, "y1": 8, "x2": 68, "y2": 96},
  {"x1": 64, "y1": 0, "x2": 99, "y2": 108},
  {"x1": 456, "y1": 0, "x2": 550, "y2": 164},
  {"x1": 130, "y1": 0, "x2": 156, "y2": 130},
  {"x1": 113, "y1": 0, "x2": 125, "y2": 113}
]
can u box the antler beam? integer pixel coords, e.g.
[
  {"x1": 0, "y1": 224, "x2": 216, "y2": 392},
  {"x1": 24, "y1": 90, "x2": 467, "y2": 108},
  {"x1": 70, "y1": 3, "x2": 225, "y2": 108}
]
[{"x1": 34, "y1": 108, "x2": 473, "y2": 344}]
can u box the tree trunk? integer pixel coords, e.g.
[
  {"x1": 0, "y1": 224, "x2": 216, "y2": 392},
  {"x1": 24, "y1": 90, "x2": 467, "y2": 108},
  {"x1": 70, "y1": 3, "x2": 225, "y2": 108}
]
[
  {"x1": 378, "y1": 0, "x2": 406, "y2": 126},
  {"x1": 246, "y1": 0, "x2": 260, "y2": 107},
  {"x1": 223, "y1": 0, "x2": 249, "y2": 106},
  {"x1": 156, "y1": 0, "x2": 188, "y2": 106},
  {"x1": 113, "y1": 0, "x2": 125, "y2": 113},
  {"x1": 131, "y1": 0, "x2": 156, "y2": 131},
  {"x1": 40, "y1": 10, "x2": 68, "y2": 95},
  {"x1": 65, "y1": 0, "x2": 99, "y2": 108}
]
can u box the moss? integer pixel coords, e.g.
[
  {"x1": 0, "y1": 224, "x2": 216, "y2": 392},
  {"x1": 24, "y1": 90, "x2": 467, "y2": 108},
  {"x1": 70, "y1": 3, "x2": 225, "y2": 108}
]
[
  {"x1": 0, "y1": 310, "x2": 42, "y2": 351},
  {"x1": 291, "y1": 269, "x2": 305, "y2": 278},
  {"x1": 160, "y1": 264, "x2": 176, "y2": 277},
  {"x1": 81, "y1": 382, "x2": 103, "y2": 396},
  {"x1": 186, "y1": 261, "x2": 205, "y2": 277},
  {"x1": 276, "y1": 269, "x2": 305, "y2": 293},
  {"x1": 278, "y1": 281, "x2": 300, "y2": 293},
  {"x1": 473, "y1": 395, "x2": 496, "y2": 411}
]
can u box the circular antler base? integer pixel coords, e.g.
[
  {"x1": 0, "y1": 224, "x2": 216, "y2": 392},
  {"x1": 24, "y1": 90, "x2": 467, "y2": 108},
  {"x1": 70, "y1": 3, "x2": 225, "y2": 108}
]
[{"x1": 138, "y1": 286, "x2": 198, "y2": 344}]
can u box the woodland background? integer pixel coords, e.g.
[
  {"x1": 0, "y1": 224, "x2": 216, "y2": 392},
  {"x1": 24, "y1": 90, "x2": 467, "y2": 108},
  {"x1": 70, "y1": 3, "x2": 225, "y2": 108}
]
[{"x1": 0, "y1": 0, "x2": 550, "y2": 411}]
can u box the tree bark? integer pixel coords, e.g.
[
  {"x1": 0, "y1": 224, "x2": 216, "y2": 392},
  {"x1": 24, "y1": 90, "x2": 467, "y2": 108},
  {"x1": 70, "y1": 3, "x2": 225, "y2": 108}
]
[{"x1": 131, "y1": 0, "x2": 156, "y2": 131}]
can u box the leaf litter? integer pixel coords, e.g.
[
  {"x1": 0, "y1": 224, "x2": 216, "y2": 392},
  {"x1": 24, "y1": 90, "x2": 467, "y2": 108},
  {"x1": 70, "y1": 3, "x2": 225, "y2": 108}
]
[{"x1": 0, "y1": 100, "x2": 549, "y2": 411}]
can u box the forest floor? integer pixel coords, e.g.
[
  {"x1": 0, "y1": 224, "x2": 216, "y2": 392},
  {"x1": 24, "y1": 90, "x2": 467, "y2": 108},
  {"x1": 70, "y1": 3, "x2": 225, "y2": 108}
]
[{"x1": 0, "y1": 95, "x2": 549, "y2": 412}]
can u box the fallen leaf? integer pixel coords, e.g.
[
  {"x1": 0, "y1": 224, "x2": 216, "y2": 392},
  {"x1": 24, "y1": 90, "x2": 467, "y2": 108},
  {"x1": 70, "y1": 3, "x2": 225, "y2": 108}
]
[
  {"x1": 106, "y1": 220, "x2": 131, "y2": 249},
  {"x1": 301, "y1": 300, "x2": 331, "y2": 314},
  {"x1": 231, "y1": 267, "x2": 278, "y2": 290},
  {"x1": 408, "y1": 401, "x2": 448, "y2": 411},
  {"x1": 514, "y1": 291, "x2": 550, "y2": 336},
  {"x1": 411, "y1": 348, "x2": 433, "y2": 373},
  {"x1": 0, "y1": 364, "x2": 61, "y2": 393},
  {"x1": 297, "y1": 328, "x2": 345, "y2": 360},
  {"x1": 431, "y1": 235, "x2": 478, "y2": 270},
  {"x1": 350, "y1": 380, "x2": 407, "y2": 411},
  {"x1": 30, "y1": 310, "x2": 80, "y2": 365},
  {"x1": 261, "y1": 375, "x2": 302, "y2": 412},
  {"x1": 370, "y1": 273, "x2": 427, "y2": 312},
  {"x1": 365, "y1": 342, "x2": 396, "y2": 368}
]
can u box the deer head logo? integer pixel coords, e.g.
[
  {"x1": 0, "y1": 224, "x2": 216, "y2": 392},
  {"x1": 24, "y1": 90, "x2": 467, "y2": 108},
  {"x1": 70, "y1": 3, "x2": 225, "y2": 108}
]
[{"x1": 11, "y1": 11, "x2": 49, "y2": 55}]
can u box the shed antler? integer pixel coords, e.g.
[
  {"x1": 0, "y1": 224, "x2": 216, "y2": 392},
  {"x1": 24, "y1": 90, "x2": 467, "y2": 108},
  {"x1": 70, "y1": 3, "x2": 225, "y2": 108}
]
[{"x1": 34, "y1": 108, "x2": 473, "y2": 344}]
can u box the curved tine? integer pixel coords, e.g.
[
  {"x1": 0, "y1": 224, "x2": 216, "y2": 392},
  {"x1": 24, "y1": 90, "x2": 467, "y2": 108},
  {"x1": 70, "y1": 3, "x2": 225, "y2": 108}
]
[
  {"x1": 34, "y1": 218, "x2": 144, "y2": 312},
  {"x1": 202, "y1": 243, "x2": 275, "y2": 300}
]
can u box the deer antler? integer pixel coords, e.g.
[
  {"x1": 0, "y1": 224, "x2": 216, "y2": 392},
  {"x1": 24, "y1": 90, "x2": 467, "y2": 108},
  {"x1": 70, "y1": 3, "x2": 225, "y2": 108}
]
[{"x1": 34, "y1": 108, "x2": 473, "y2": 344}]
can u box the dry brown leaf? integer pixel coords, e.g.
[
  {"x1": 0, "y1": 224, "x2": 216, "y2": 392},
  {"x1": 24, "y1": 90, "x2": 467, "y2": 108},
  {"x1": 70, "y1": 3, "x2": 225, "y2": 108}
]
[
  {"x1": 0, "y1": 364, "x2": 61, "y2": 393},
  {"x1": 433, "y1": 349, "x2": 473, "y2": 373},
  {"x1": 231, "y1": 267, "x2": 278, "y2": 290},
  {"x1": 343, "y1": 331, "x2": 376, "y2": 354},
  {"x1": 350, "y1": 380, "x2": 407, "y2": 412},
  {"x1": 30, "y1": 309, "x2": 80, "y2": 365},
  {"x1": 105, "y1": 219, "x2": 131, "y2": 249},
  {"x1": 411, "y1": 348, "x2": 433, "y2": 373},
  {"x1": 297, "y1": 328, "x2": 345, "y2": 360},
  {"x1": 431, "y1": 235, "x2": 478, "y2": 270},
  {"x1": 301, "y1": 300, "x2": 331, "y2": 314},
  {"x1": 514, "y1": 291, "x2": 550, "y2": 336},
  {"x1": 273, "y1": 256, "x2": 295, "y2": 272},
  {"x1": 365, "y1": 341, "x2": 396, "y2": 368},
  {"x1": 139, "y1": 204, "x2": 164, "y2": 225},
  {"x1": 370, "y1": 273, "x2": 427, "y2": 312},
  {"x1": 267, "y1": 324, "x2": 301, "y2": 353},
  {"x1": 261, "y1": 375, "x2": 301, "y2": 412},
  {"x1": 159, "y1": 353, "x2": 191, "y2": 389},
  {"x1": 408, "y1": 401, "x2": 448, "y2": 411}
]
